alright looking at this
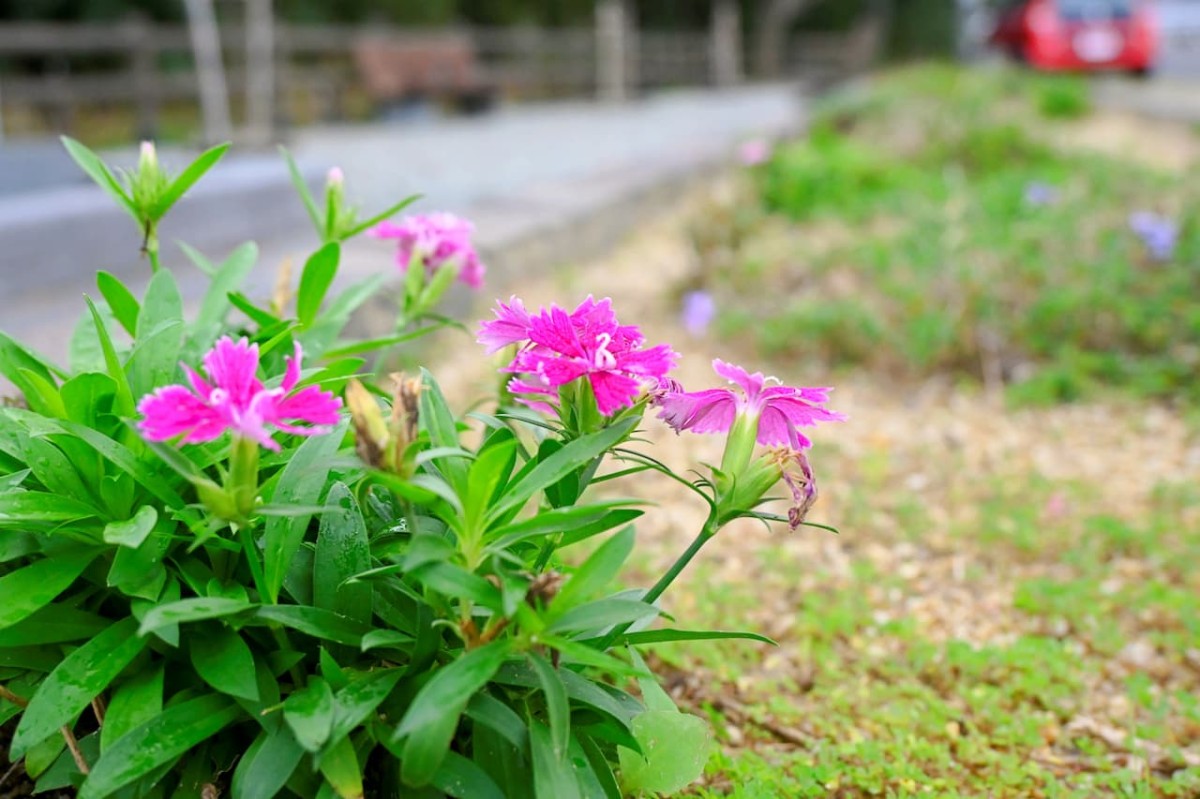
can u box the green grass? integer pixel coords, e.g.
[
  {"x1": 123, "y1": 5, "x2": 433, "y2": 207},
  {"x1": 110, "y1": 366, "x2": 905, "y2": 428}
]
[
  {"x1": 693, "y1": 65, "x2": 1200, "y2": 405},
  {"x1": 639, "y1": 467, "x2": 1200, "y2": 798}
]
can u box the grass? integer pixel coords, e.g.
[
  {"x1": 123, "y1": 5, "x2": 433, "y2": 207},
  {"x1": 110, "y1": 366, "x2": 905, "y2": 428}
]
[
  {"x1": 635, "y1": 457, "x2": 1200, "y2": 798},
  {"x1": 689, "y1": 64, "x2": 1200, "y2": 406}
]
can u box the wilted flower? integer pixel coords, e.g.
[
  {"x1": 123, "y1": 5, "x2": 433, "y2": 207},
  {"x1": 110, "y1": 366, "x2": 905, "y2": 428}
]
[
  {"x1": 370, "y1": 212, "x2": 485, "y2": 288},
  {"x1": 346, "y1": 373, "x2": 422, "y2": 475},
  {"x1": 1023, "y1": 181, "x2": 1058, "y2": 207},
  {"x1": 1129, "y1": 211, "x2": 1177, "y2": 262},
  {"x1": 138, "y1": 336, "x2": 341, "y2": 451},
  {"x1": 738, "y1": 138, "x2": 772, "y2": 167},
  {"x1": 771, "y1": 447, "x2": 818, "y2": 529},
  {"x1": 479, "y1": 296, "x2": 677, "y2": 416},
  {"x1": 681, "y1": 290, "x2": 716, "y2": 336}
]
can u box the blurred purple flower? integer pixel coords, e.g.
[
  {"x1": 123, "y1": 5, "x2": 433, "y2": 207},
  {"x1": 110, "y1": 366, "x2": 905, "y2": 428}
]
[
  {"x1": 738, "y1": 138, "x2": 772, "y2": 167},
  {"x1": 681, "y1": 290, "x2": 716, "y2": 336},
  {"x1": 1023, "y1": 181, "x2": 1058, "y2": 207},
  {"x1": 1129, "y1": 211, "x2": 1177, "y2": 262}
]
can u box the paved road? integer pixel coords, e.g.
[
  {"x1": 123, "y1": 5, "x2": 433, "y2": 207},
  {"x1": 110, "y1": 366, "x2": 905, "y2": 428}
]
[{"x1": 0, "y1": 84, "x2": 805, "y2": 366}]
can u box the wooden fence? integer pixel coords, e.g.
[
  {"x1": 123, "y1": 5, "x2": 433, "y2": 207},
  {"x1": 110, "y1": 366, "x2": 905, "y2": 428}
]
[{"x1": 0, "y1": 18, "x2": 876, "y2": 142}]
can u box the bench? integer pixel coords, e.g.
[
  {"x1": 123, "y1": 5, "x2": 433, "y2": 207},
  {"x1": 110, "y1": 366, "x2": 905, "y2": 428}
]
[{"x1": 352, "y1": 33, "x2": 496, "y2": 115}]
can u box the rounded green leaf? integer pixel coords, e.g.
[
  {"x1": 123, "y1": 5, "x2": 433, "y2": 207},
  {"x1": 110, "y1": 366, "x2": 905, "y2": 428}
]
[{"x1": 189, "y1": 625, "x2": 260, "y2": 701}]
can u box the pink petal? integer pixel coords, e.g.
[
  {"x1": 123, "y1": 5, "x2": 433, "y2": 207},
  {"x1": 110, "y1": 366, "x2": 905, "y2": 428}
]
[
  {"x1": 538, "y1": 356, "x2": 589, "y2": 388},
  {"x1": 281, "y1": 342, "x2": 303, "y2": 392},
  {"x1": 616, "y1": 344, "x2": 678, "y2": 379},
  {"x1": 528, "y1": 306, "x2": 586, "y2": 361},
  {"x1": 272, "y1": 385, "x2": 343, "y2": 427},
  {"x1": 589, "y1": 371, "x2": 642, "y2": 415},
  {"x1": 477, "y1": 297, "x2": 533, "y2": 353},
  {"x1": 182, "y1": 364, "x2": 214, "y2": 400},
  {"x1": 137, "y1": 385, "x2": 227, "y2": 443},
  {"x1": 656, "y1": 388, "x2": 737, "y2": 435},
  {"x1": 203, "y1": 337, "x2": 263, "y2": 406},
  {"x1": 756, "y1": 406, "x2": 812, "y2": 449},
  {"x1": 712, "y1": 359, "x2": 766, "y2": 403}
]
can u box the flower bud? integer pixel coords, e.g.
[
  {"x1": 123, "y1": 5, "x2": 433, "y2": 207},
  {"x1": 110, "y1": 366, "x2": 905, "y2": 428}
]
[{"x1": 346, "y1": 379, "x2": 388, "y2": 469}]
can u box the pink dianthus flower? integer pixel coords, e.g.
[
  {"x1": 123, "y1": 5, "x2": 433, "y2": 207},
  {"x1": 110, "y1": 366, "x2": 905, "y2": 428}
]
[
  {"x1": 478, "y1": 296, "x2": 677, "y2": 416},
  {"x1": 138, "y1": 336, "x2": 342, "y2": 451},
  {"x1": 369, "y1": 212, "x2": 485, "y2": 288}
]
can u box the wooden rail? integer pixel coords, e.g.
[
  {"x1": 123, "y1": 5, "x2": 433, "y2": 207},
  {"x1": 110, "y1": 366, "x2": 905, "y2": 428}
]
[{"x1": 0, "y1": 18, "x2": 869, "y2": 142}]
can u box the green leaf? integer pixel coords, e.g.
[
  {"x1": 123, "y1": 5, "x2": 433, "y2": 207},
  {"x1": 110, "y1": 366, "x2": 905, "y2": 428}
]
[
  {"x1": 263, "y1": 424, "x2": 345, "y2": 602},
  {"x1": 190, "y1": 625, "x2": 260, "y2": 701},
  {"x1": 60, "y1": 136, "x2": 136, "y2": 219},
  {"x1": 84, "y1": 296, "x2": 135, "y2": 418},
  {"x1": 320, "y1": 322, "x2": 448, "y2": 359},
  {"x1": 0, "y1": 489, "x2": 98, "y2": 524},
  {"x1": 297, "y1": 242, "x2": 341, "y2": 327},
  {"x1": 60, "y1": 373, "x2": 117, "y2": 430},
  {"x1": 433, "y1": 751, "x2": 505, "y2": 799},
  {"x1": 548, "y1": 599, "x2": 657, "y2": 636},
  {"x1": 0, "y1": 605, "x2": 108, "y2": 647},
  {"x1": 326, "y1": 668, "x2": 403, "y2": 746},
  {"x1": 409, "y1": 561, "x2": 503, "y2": 611},
  {"x1": 284, "y1": 676, "x2": 335, "y2": 752},
  {"x1": 618, "y1": 629, "x2": 778, "y2": 647},
  {"x1": 577, "y1": 733, "x2": 622, "y2": 799},
  {"x1": 314, "y1": 483, "x2": 372, "y2": 626},
  {"x1": 465, "y1": 437, "x2": 517, "y2": 530},
  {"x1": 494, "y1": 662, "x2": 638, "y2": 728},
  {"x1": 137, "y1": 597, "x2": 255, "y2": 636},
  {"x1": 11, "y1": 618, "x2": 148, "y2": 758},
  {"x1": 280, "y1": 146, "x2": 322, "y2": 233},
  {"x1": 78, "y1": 694, "x2": 240, "y2": 799},
  {"x1": 0, "y1": 332, "x2": 64, "y2": 418},
  {"x1": 95, "y1": 272, "x2": 141, "y2": 337},
  {"x1": 530, "y1": 719, "x2": 582, "y2": 799},
  {"x1": 318, "y1": 734, "x2": 362, "y2": 799},
  {"x1": 228, "y1": 291, "x2": 281, "y2": 327},
  {"x1": 0, "y1": 550, "x2": 99, "y2": 629},
  {"x1": 343, "y1": 194, "x2": 420, "y2": 239},
  {"x1": 396, "y1": 639, "x2": 513, "y2": 787},
  {"x1": 465, "y1": 692, "x2": 528, "y2": 754},
  {"x1": 254, "y1": 605, "x2": 371, "y2": 647},
  {"x1": 529, "y1": 654, "x2": 569, "y2": 759},
  {"x1": 552, "y1": 526, "x2": 635, "y2": 613},
  {"x1": 189, "y1": 242, "x2": 259, "y2": 349},
  {"x1": 152, "y1": 142, "x2": 229, "y2": 219},
  {"x1": 231, "y1": 724, "x2": 306, "y2": 799},
  {"x1": 17, "y1": 369, "x2": 67, "y2": 419},
  {"x1": 103, "y1": 505, "x2": 157, "y2": 548},
  {"x1": 617, "y1": 711, "x2": 713, "y2": 796},
  {"x1": 101, "y1": 665, "x2": 163, "y2": 752},
  {"x1": 418, "y1": 369, "x2": 468, "y2": 495},
  {"x1": 487, "y1": 419, "x2": 637, "y2": 524}
]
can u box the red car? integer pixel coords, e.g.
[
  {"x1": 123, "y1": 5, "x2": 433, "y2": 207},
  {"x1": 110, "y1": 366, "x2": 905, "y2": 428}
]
[{"x1": 990, "y1": 0, "x2": 1158, "y2": 75}]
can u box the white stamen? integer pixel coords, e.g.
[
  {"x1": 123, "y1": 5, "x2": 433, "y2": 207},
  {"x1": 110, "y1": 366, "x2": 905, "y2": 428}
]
[{"x1": 594, "y1": 333, "x2": 617, "y2": 369}]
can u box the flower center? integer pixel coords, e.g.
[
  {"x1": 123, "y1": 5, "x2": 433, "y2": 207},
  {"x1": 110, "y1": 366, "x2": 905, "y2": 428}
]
[{"x1": 593, "y1": 333, "x2": 617, "y2": 370}]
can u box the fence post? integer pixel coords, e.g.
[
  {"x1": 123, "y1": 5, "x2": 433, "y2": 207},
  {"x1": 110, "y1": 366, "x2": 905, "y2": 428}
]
[
  {"x1": 127, "y1": 13, "x2": 159, "y2": 141},
  {"x1": 184, "y1": 0, "x2": 234, "y2": 145},
  {"x1": 710, "y1": 0, "x2": 742, "y2": 88},
  {"x1": 244, "y1": 0, "x2": 275, "y2": 146},
  {"x1": 595, "y1": 0, "x2": 627, "y2": 101}
]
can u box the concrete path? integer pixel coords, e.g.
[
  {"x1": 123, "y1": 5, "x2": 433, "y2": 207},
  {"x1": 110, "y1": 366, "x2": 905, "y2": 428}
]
[{"x1": 0, "y1": 84, "x2": 804, "y2": 366}]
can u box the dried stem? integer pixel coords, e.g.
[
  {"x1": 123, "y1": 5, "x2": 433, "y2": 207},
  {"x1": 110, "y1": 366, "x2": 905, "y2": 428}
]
[
  {"x1": 91, "y1": 695, "x2": 107, "y2": 726},
  {"x1": 61, "y1": 725, "x2": 90, "y2": 774},
  {"x1": 0, "y1": 684, "x2": 29, "y2": 708}
]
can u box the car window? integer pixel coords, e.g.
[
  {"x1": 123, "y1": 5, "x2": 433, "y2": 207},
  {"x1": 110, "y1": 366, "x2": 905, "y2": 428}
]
[{"x1": 1055, "y1": 0, "x2": 1133, "y2": 20}]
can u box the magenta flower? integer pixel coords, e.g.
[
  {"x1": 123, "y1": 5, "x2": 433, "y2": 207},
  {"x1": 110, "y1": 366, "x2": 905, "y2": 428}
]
[
  {"x1": 138, "y1": 336, "x2": 342, "y2": 451},
  {"x1": 657, "y1": 359, "x2": 844, "y2": 450},
  {"x1": 369, "y1": 212, "x2": 485, "y2": 288},
  {"x1": 479, "y1": 296, "x2": 677, "y2": 416}
]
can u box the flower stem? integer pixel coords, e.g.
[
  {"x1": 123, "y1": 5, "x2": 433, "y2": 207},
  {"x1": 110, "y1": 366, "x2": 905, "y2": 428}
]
[
  {"x1": 598, "y1": 517, "x2": 717, "y2": 650},
  {"x1": 235, "y1": 523, "x2": 269, "y2": 604},
  {"x1": 641, "y1": 519, "x2": 716, "y2": 607}
]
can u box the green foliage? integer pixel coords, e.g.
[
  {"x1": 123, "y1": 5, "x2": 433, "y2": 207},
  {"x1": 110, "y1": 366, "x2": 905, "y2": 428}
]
[
  {"x1": 702, "y1": 65, "x2": 1200, "y2": 404},
  {"x1": 1033, "y1": 75, "x2": 1093, "y2": 120},
  {"x1": 0, "y1": 138, "x2": 782, "y2": 798}
]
